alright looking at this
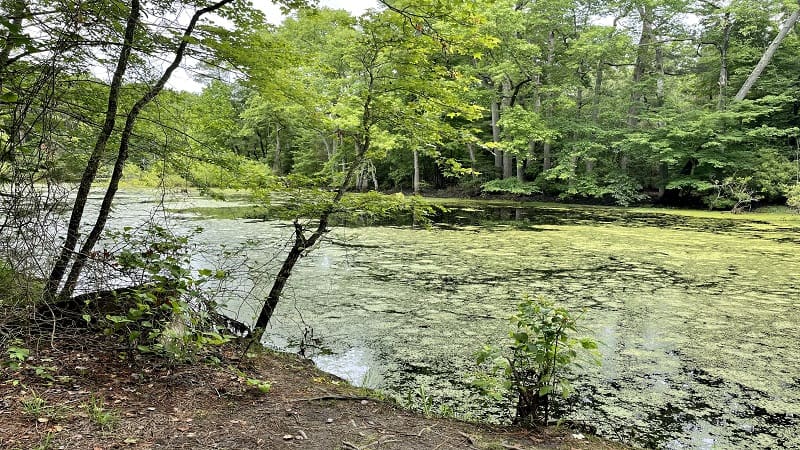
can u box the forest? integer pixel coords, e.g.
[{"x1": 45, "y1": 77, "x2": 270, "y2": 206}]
[
  {"x1": 2, "y1": 0, "x2": 800, "y2": 449},
  {"x1": 3, "y1": 0, "x2": 800, "y2": 211}
]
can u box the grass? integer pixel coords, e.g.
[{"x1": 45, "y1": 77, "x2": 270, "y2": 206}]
[
  {"x1": 31, "y1": 432, "x2": 54, "y2": 450},
  {"x1": 20, "y1": 392, "x2": 48, "y2": 418},
  {"x1": 85, "y1": 394, "x2": 119, "y2": 431}
]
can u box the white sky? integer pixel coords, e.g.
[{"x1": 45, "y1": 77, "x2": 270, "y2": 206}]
[{"x1": 167, "y1": 0, "x2": 380, "y2": 92}]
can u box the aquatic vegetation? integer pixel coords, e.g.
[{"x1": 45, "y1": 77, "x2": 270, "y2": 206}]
[{"x1": 103, "y1": 193, "x2": 800, "y2": 449}]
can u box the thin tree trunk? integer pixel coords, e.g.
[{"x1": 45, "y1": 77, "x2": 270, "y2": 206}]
[
  {"x1": 57, "y1": 0, "x2": 235, "y2": 300},
  {"x1": 413, "y1": 148, "x2": 420, "y2": 194},
  {"x1": 543, "y1": 141, "x2": 551, "y2": 171},
  {"x1": 592, "y1": 60, "x2": 603, "y2": 123},
  {"x1": 272, "y1": 125, "x2": 282, "y2": 173},
  {"x1": 735, "y1": 6, "x2": 800, "y2": 101},
  {"x1": 501, "y1": 79, "x2": 513, "y2": 178},
  {"x1": 253, "y1": 140, "x2": 368, "y2": 335},
  {"x1": 718, "y1": 13, "x2": 732, "y2": 110},
  {"x1": 256, "y1": 129, "x2": 267, "y2": 159},
  {"x1": 253, "y1": 76, "x2": 377, "y2": 337},
  {"x1": 491, "y1": 99, "x2": 502, "y2": 169},
  {"x1": 467, "y1": 141, "x2": 476, "y2": 170},
  {"x1": 44, "y1": 0, "x2": 141, "y2": 300}
]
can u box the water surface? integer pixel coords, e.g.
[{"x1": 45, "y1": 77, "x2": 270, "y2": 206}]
[{"x1": 107, "y1": 192, "x2": 800, "y2": 449}]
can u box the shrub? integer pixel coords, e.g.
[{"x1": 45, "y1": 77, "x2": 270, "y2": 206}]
[
  {"x1": 787, "y1": 183, "x2": 800, "y2": 211},
  {"x1": 476, "y1": 296, "x2": 598, "y2": 426},
  {"x1": 94, "y1": 224, "x2": 232, "y2": 360}
]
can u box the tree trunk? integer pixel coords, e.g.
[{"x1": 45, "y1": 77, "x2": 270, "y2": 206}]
[
  {"x1": 491, "y1": 99, "x2": 502, "y2": 169},
  {"x1": 57, "y1": 0, "x2": 236, "y2": 300},
  {"x1": 718, "y1": 13, "x2": 732, "y2": 110},
  {"x1": 628, "y1": 4, "x2": 653, "y2": 128},
  {"x1": 272, "y1": 125, "x2": 282, "y2": 174},
  {"x1": 44, "y1": 0, "x2": 141, "y2": 300},
  {"x1": 467, "y1": 141, "x2": 476, "y2": 170},
  {"x1": 253, "y1": 136, "x2": 369, "y2": 336},
  {"x1": 413, "y1": 148, "x2": 420, "y2": 194},
  {"x1": 543, "y1": 141, "x2": 552, "y2": 171},
  {"x1": 253, "y1": 73, "x2": 377, "y2": 337},
  {"x1": 592, "y1": 60, "x2": 603, "y2": 123},
  {"x1": 501, "y1": 79, "x2": 513, "y2": 178},
  {"x1": 734, "y1": 6, "x2": 800, "y2": 101},
  {"x1": 256, "y1": 129, "x2": 267, "y2": 159}
]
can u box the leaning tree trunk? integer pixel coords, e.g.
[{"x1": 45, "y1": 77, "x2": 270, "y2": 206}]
[
  {"x1": 252, "y1": 81, "x2": 377, "y2": 340},
  {"x1": 252, "y1": 138, "x2": 369, "y2": 337},
  {"x1": 44, "y1": 0, "x2": 141, "y2": 301},
  {"x1": 54, "y1": 0, "x2": 236, "y2": 301},
  {"x1": 734, "y1": 5, "x2": 800, "y2": 101}
]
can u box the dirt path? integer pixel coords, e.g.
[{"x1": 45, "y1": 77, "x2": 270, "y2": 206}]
[{"x1": 1, "y1": 336, "x2": 629, "y2": 450}]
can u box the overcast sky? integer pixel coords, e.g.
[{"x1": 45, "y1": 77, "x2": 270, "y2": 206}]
[
  {"x1": 167, "y1": 0, "x2": 380, "y2": 92},
  {"x1": 255, "y1": 0, "x2": 380, "y2": 22}
]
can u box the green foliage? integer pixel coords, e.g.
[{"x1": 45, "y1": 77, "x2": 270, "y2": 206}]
[
  {"x1": 97, "y1": 225, "x2": 232, "y2": 360},
  {"x1": 337, "y1": 192, "x2": 444, "y2": 227},
  {"x1": 4, "y1": 339, "x2": 30, "y2": 371},
  {"x1": 786, "y1": 183, "x2": 800, "y2": 211},
  {"x1": 229, "y1": 366, "x2": 271, "y2": 394},
  {"x1": 481, "y1": 178, "x2": 541, "y2": 196},
  {"x1": 475, "y1": 296, "x2": 598, "y2": 426}
]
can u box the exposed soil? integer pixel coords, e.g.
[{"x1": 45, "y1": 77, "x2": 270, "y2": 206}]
[{"x1": 1, "y1": 334, "x2": 630, "y2": 450}]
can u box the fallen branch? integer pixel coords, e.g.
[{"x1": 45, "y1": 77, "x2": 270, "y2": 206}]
[{"x1": 292, "y1": 395, "x2": 375, "y2": 402}]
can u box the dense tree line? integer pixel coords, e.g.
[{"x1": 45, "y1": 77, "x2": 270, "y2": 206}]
[
  {"x1": 5, "y1": 0, "x2": 799, "y2": 212},
  {"x1": 163, "y1": 0, "x2": 800, "y2": 210}
]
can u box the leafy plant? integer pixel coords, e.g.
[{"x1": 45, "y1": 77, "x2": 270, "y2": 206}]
[
  {"x1": 95, "y1": 224, "x2": 233, "y2": 360},
  {"x1": 476, "y1": 296, "x2": 598, "y2": 426},
  {"x1": 229, "y1": 366, "x2": 271, "y2": 394},
  {"x1": 4, "y1": 339, "x2": 29, "y2": 370}
]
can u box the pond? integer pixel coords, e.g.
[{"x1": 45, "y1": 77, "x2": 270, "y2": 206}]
[{"x1": 102, "y1": 191, "x2": 800, "y2": 449}]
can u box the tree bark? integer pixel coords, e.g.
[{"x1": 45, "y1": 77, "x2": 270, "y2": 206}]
[
  {"x1": 273, "y1": 124, "x2": 282, "y2": 174},
  {"x1": 413, "y1": 148, "x2": 420, "y2": 194},
  {"x1": 718, "y1": 12, "x2": 732, "y2": 110},
  {"x1": 44, "y1": 0, "x2": 141, "y2": 300},
  {"x1": 491, "y1": 99, "x2": 502, "y2": 169},
  {"x1": 56, "y1": 0, "x2": 236, "y2": 300},
  {"x1": 467, "y1": 141, "x2": 476, "y2": 170},
  {"x1": 501, "y1": 79, "x2": 513, "y2": 178},
  {"x1": 543, "y1": 141, "x2": 551, "y2": 171},
  {"x1": 253, "y1": 71, "x2": 377, "y2": 337},
  {"x1": 734, "y1": 6, "x2": 800, "y2": 101}
]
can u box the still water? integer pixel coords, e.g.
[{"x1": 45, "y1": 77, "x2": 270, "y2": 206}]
[{"x1": 103, "y1": 191, "x2": 800, "y2": 449}]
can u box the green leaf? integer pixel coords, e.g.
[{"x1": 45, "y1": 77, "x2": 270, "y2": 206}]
[{"x1": 0, "y1": 92, "x2": 19, "y2": 103}]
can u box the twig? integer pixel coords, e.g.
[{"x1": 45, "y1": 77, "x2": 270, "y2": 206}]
[
  {"x1": 458, "y1": 431, "x2": 475, "y2": 445},
  {"x1": 342, "y1": 441, "x2": 360, "y2": 450},
  {"x1": 501, "y1": 444, "x2": 525, "y2": 450},
  {"x1": 292, "y1": 395, "x2": 374, "y2": 402}
]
